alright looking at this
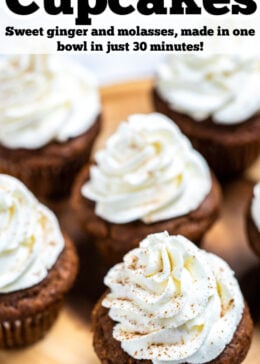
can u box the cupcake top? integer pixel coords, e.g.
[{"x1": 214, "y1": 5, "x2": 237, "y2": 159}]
[
  {"x1": 81, "y1": 113, "x2": 211, "y2": 224},
  {"x1": 156, "y1": 54, "x2": 260, "y2": 125},
  {"x1": 0, "y1": 174, "x2": 64, "y2": 293},
  {"x1": 0, "y1": 55, "x2": 100, "y2": 149},
  {"x1": 251, "y1": 182, "x2": 260, "y2": 231},
  {"x1": 103, "y1": 232, "x2": 244, "y2": 364}
]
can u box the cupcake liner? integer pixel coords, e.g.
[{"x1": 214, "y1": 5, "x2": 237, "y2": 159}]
[
  {"x1": 0, "y1": 228, "x2": 78, "y2": 350},
  {"x1": 189, "y1": 133, "x2": 260, "y2": 178},
  {"x1": 152, "y1": 88, "x2": 260, "y2": 178},
  {"x1": 0, "y1": 115, "x2": 101, "y2": 199},
  {"x1": 0, "y1": 300, "x2": 63, "y2": 349},
  {"x1": 0, "y1": 147, "x2": 93, "y2": 199},
  {"x1": 247, "y1": 210, "x2": 260, "y2": 258}
]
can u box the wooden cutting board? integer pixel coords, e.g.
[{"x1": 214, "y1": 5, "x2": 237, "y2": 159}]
[{"x1": 0, "y1": 79, "x2": 260, "y2": 364}]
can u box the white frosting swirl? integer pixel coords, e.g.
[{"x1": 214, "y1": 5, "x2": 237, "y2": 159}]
[
  {"x1": 103, "y1": 232, "x2": 244, "y2": 364},
  {"x1": 0, "y1": 55, "x2": 100, "y2": 149},
  {"x1": 0, "y1": 174, "x2": 64, "y2": 293},
  {"x1": 156, "y1": 54, "x2": 260, "y2": 125},
  {"x1": 81, "y1": 113, "x2": 211, "y2": 224},
  {"x1": 251, "y1": 182, "x2": 260, "y2": 231}
]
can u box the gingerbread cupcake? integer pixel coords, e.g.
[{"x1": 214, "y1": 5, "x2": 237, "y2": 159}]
[
  {"x1": 0, "y1": 55, "x2": 101, "y2": 199},
  {"x1": 92, "y1": 232, "x2": 253, "y2": 364},
  {"x1": 247, "y1": 182, "x2": 260, "y2": 257},
  {"x1": 72, "y1": 113, "x2": 221, "y2": 266},
  {"x1": 0, "y1": 174, "x2": 78, "y2": 349},
  {"x1": 153, "y1": 54, "x2": 260, "y2": 177}
]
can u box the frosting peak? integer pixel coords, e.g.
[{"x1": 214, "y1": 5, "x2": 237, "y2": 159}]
[
  {"x1": 251, "y1": 182, "x2": 260, "y2": 231},
  {"x1": 103, "y1": 232, "x2": 244, "y2": 364},
  {"x1": 81, "y1": 113, "x2": 211, "y2": 224},
  {"x1": 0, "y1": 55, "x2": 100, "y2": 149},
  {"x1": 0, "y1": 174, "x2": 64, "y2": 293},
  {"x1": 156, "y1": 54, "x2": 260, "y2": 125}
]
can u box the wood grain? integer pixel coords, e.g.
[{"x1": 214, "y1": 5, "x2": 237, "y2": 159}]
[{"x1": 0, "y1": 79, "x2": 259, "y2": 364}]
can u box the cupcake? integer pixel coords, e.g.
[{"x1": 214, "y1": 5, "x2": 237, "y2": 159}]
[
  {"x1": 92, "y1": 232, "x2": 253, "y2": 364},
  {"x1": 247, "y1": 182, "x2": 260, "y2": 257},
  {"x1": 0, "y1": 174, "x2": 78, "y2": 349},
  {"x1": 153, "y1": 54, "x2": 260, "y2": 177},
  {"x1": 0, "y1": 55, "x2": 101, "y2": 199},
  {"x1": 72, "y1": 113, "x2": 221, "y2": 266}
]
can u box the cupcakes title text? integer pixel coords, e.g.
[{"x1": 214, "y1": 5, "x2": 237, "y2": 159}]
[{"x1": 5, "y1": 0, "x2": 258, "y2": 26}]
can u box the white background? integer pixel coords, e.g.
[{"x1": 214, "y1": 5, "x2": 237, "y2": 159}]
[{"x1": 73, "y1": 54, "x2": 165, "y2": 85}]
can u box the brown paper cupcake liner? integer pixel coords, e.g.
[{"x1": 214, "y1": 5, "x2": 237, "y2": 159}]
[
  {"x1": 0, "y1": 230, "x2": 78, "y2": 350},
  {"x1": 0, "y1": 300, "x2": 63, "y2": 349},
  {"x1": 0, "y1": 147, "x2": 93, "y2": 199},
  {"x1": 247, "y1": 207, "x2": 260, "y2": 258},
  {"x1": 152, "y1": 88, "x2": 260, "y2": 178},
  {"x1": 0, "y1": 115, "x2": 101, "y2": 199},
  {"x1": 188, "y1": 133, "x2": 260, "y2": 178}
]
